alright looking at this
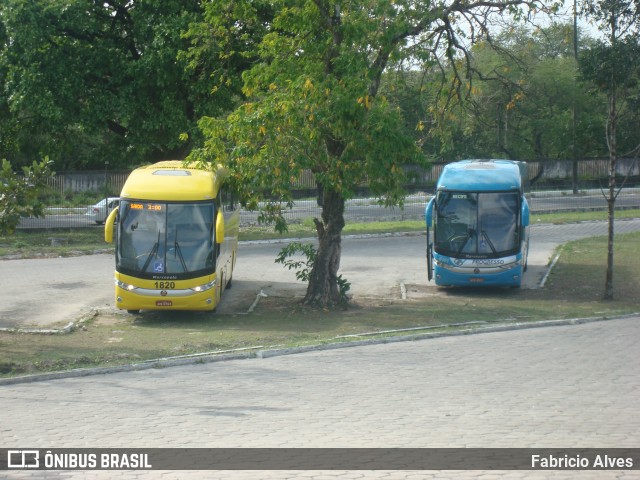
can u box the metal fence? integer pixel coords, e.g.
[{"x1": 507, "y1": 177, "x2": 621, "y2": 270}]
[{"x1": 14, "y1": 158, "x2": 640, "y2": 230}]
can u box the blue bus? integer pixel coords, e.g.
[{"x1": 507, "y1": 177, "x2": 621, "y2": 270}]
[{"x1": 425, "y1": 160, "x2": 530, "y2": 287}]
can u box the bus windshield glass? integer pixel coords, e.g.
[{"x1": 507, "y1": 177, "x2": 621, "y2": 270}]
[
  {"x1": 434, "y1": 191, "x2": 520, "y2": 258},
  {"x1": 117, "y1": 200, "x2": 215, "y2": 277}
]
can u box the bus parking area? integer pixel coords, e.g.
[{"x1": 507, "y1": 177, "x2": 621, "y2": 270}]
[{"x1": 2, "y1": 218, "x2": 640, "y2": 330}]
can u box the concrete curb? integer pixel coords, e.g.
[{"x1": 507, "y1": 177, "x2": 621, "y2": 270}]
[
  {"x1": 239, "y1": 230, "x2": 424, "y2": 246},
  {"x1": 1, "y1": 313, "x2": 637, "y2": 386}
]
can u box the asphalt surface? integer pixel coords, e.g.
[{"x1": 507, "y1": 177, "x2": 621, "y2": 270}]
[{"x1": 2, "y1": 219, "x2": 640, "y2": 329}]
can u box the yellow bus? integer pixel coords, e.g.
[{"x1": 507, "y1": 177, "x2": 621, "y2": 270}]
[{"x1": 104, "y1": 161, "x2": 239, "y2": 314}]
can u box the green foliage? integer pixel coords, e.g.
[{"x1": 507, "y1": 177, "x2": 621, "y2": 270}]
[
  {"x1": 0, "y1": 158, "x2": 54, "y2": 235},
  {"x1": 416, "y1": 23, "x2": 611, "y2": 161},
  {"x1": 581, "y1": 0, "x2": 640, "y2": 40},
  {"x1": 276, "y1": 241, "x2": 351, "y2": 303},
  {"x1": 579, "y1": 37, "x2": 640, "y2": 95},
  {"x1": 579, "y1": 37, "x2": 640, "y2": 157},
  {"x1": 189, "y1": 0, "x2": 431, "y2": 225},
  {"x1": 576, "y1": 0, "x2": 640, "y2": 163},
  {"x1": 0, "y1": 0, "x2": 243, "y2": 171},
  {"x1": 179, "y1": 0, "x2": 273, "y2": 101},
  {"x1": 3, "y1": 0, "x2": 620, "y2": 178},
  {"x1": 275, "y1": 242, "x2": 318, "y2": 283}
]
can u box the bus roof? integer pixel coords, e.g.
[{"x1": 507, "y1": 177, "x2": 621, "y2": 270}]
[
  {"x1": 120, "y1": 161, "x2": 226, "y2": 201},
  {"x1": 436, "y1": 160, "x2": 524, "y2": 192}
]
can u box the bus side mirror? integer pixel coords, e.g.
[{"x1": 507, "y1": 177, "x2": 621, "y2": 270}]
[
  {"x1": 104, "y1": 207, "x2": 119, "y2": 243},
  {"x1": 216, "y1": 211, "x2": 225, "y2": 244},
  {"x1": 521, "y1": 198, "x2": 530, "y2": 227},
  {"x1": 425, "y1": 197, "x2": 434, "y2": 227}
]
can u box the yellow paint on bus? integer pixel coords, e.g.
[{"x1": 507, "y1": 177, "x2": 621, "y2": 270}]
[{"x1": 105, "y1": 161, "x2": 239, "y2": 314}]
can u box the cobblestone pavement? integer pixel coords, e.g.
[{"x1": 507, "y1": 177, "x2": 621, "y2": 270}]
[{"x1": 1, "y1": 316, "x2": 639, "y2": 480}]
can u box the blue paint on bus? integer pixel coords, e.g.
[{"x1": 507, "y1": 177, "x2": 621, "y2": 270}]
[{"x1": 425, "y1": 160, "x2": 530, "y2": 288}]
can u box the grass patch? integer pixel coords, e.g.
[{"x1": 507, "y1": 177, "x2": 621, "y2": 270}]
[
  {"x1": 530, "y1": 208, "x2": 640, "y2": 224},
  {"x1": 1, "y1": 232, "x2": 639, "y2": 379},
  {"x1": 240, "y1": 218, "x2": 426, "y2": 241},
  {"x1": 545, "y1": 232, "x2": 640, "y2": 302},
  {"x1": 0, "y1": 228, "x2": 108, "y2": 258}
]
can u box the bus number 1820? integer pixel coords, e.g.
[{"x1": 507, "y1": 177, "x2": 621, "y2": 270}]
[{"x1": 155, "y1": 281, "x2": 176, "y2": 289}]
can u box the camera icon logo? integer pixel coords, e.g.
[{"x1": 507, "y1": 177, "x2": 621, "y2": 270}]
[{"x1": 7, "y1": 450, "x2": 40, "y2": 469}]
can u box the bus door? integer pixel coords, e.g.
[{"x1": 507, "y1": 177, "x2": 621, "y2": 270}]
[{"x1": 425, "y1": 197, "x2": 435, "y2": 281}]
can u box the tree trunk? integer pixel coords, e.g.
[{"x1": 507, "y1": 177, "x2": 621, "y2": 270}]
[
  {"x1": 604, "y1": 92, "x2": 616, "y2": 301},
  {"x1": 604, "y1": 15, "x2": 617, "y2": 302},
  {"x1": 605, "y1": 192, "x2": 615, "y2": 300},
  {"x1": 304, "y1": 186, "x2": 346, "y2": 307}
]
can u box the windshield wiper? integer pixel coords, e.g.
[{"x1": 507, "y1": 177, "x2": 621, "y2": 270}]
[
  {"x1": 141, "y1": 230, "x2": 161, "y2": 273},
  {"x1": 456, "y1": 228, "x2": 475, "y2": 255},
  {"x1": 481, "y1": 230, "x2": 497, "y2": 254},
  {"x1": 173, "y1": 229, "x2": 188, "y2": 273}
]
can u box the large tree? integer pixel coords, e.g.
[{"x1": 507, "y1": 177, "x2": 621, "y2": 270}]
[
  {"x1": 580, "y1": 0, "x2": 640, "y2": 300},
  {"x1": 190, "y1": 0, "x2": 548, "y2": 307},
  {"x1": 471, "y1": 25, "x2": 596, "y2": 163},
  {"x1": 410, "y1": 24, "x2": 606, "y2": 166}
]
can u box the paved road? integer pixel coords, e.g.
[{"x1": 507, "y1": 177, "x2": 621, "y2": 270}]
[
  {"x1": 1, "y1": 316, "x2": 638, "y2": 479},
  {"x1": 16, "y1": 192, "x2": 640, "y2": 228},
  {"x1": 2, "y1": 219, "x2": 640, "y2": 329}
]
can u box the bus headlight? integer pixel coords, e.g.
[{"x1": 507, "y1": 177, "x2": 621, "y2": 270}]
[
  {"x1": 190, "y1": 280, "x2": 216, "y2": 293},
  {"x1": 434, "y1": 259, "x2": 455, "y2": 271},
  {"x1": 116, "y1": 280, "x2": 137, "y2": 291}
]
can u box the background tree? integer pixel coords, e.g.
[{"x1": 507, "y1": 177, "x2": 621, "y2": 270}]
[
  {"x1": 0, "y1": 158, "x2": 53, "y2": 235},
  {"x1": 408, "y1": 24, "x2": 606, "y2": 170},
  {"x1": 190, "y1": 0, "x2": 549, "y2": 307},
  {"x1": 579, "y1": 0, "x2": 640, "y2": 300},
  {"x1": 0, "y1": 0, "x2": 245, "y2": 171}
]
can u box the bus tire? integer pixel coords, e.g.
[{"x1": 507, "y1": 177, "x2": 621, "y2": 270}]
[{"x1": 226, "y1": 275, "x2": 233, "y2": 289}]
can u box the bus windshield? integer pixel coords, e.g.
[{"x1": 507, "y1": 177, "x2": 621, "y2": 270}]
[
  {"x1": 434, "y1": 191, "x2": 520, "y2": 258},
  {"x1": 117, "y1": 200, "x2": 215, "y2": 277}
]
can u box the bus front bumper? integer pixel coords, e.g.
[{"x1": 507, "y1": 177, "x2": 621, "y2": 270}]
[
  {"x1": 433, "y1": 258, "x2": 524, "y2": 287},
  {"x1": 115, "y1": 277, "x2": 219, "y2": 312}
]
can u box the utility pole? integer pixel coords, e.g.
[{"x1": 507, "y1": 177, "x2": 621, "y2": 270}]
[{"x1": 104, "y1": 160, "x2": 110, "y2": 219}]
